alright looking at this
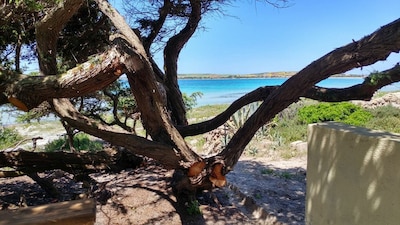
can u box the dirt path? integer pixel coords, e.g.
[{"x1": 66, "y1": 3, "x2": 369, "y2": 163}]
[{"x1": 227, "y1": 156, "x2": 307, "y2": 224}]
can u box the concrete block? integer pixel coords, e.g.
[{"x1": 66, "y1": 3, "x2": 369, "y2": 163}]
[{"x1": 306, "y1": 122, "x2": 400, "y2": 225}]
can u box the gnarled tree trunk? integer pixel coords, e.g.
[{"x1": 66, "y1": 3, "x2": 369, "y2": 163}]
[{"x1": 1, "y1": 0, "x2": 399, "y2": 197}]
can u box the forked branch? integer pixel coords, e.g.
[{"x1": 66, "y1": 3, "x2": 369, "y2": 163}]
[
  {"x1": 219, "y1": 18, "x2": 400, "y2": 170},
  {"x1": 178, "y1": 64, "x2": 400, "y2": 137}
]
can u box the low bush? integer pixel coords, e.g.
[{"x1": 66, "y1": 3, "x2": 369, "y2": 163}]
[
  {"x1": 366, "y1": 105, "x2": 400, "y2": 133},
  {"x1": 367, "y1": 105, "x2": 400, "y2": 118},
  {"x1": 298, "y1": 102, "x2": 372, "y2": 127},
  {"x1": 269, "y1": 101, "x2": 310, "y2": 144},
  {"x1": 366, "y1": 117, "x2": 400, "y2": 133},
  {"x1": 0, "y1": 127, "x2": 22, "y2": 149},
  {"x1": 44, "y1": 133, "x2": 103, "y2": 152}
]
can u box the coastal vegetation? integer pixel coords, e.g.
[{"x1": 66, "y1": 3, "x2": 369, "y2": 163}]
[
  {"x1": 183, "y1": 96, "x2": 400, "y2": 158},
  {"x1": 177, "y1": 72, "x2": 364, "y2": 79},
  {"x1": 3, "y1": 95, "x2": 399, "y2": 157},
  {"x1": 44, "y1": 133, "x2": 103, "y2": 152},
  {"x1": 0, "y1": 127, "x2": 22, "y2": 149}
]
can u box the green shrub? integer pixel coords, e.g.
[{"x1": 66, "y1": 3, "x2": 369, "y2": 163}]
[
  {"x1": 342, "y1": 109, "x2": 373, "y2": 127},
  {"x1": 365, "y1": 105, "x2": 400, "y2": 133},
  {"x1": 298, "y1": 102, "x2": 372, "y2": 126},
  {"x1": 270, "y1": 123, "x2": 307, "y2": 143},
  {"x1": 366, "y1": 116, "x2": 400, "y2": 134},
  {"x1": 269, "y1": 102, "x2": 310, "y2": 144},
  {"x1": 367, "y1": 105, "x2": 400, "y2": 118},
  {"x1": 45, "y1": 133, "x2": 103, "y2": 152},
  {"x1": 186, "y1": 200, "x2": 201, "y2": 215},
  {"x1": 183, "y1": 92, "x2": 203, "y2": 111},
  {"x1": 0, "y1": 127, "x2": 22, "y2": 149}
]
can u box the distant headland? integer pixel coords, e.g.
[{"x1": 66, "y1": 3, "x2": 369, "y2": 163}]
[{"x1": 177, "y1": 72, "x2": 364, "y2": 79}]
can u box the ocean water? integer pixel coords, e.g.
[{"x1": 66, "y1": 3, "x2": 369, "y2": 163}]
[
  {"x1": 178, "y1": 78, "x2": 400, "y2": 106},
  {"x1": 2, "y1": 77, "x2": 400, "y2": 125}
]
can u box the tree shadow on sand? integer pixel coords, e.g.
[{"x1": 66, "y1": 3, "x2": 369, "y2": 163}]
[
  {"x1": 92, "y1": 160, "x2": 252, "y2": 225},
  {"x1": 227, "y1": 159, "x2": 307, "y2": 225},
  {"x1": 0, "y1": 159, "x2": 305, "y2": 224}
]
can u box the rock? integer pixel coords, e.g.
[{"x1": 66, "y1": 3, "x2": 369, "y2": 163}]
[
  {"x1": 352, "y1": 92, "x2": 400, "y2": 109},
  {"x1": 290, "y1": 141, "x2": 308, "y2": 152}
]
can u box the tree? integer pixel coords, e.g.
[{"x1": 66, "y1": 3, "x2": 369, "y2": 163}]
[{"x1": 1, "y1": 0, "x2": 400, "y2": 198}]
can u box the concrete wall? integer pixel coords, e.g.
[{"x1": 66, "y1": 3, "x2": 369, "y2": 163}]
[{"x1": 306, "y1": 122, "x2": 400, "y2": 225}]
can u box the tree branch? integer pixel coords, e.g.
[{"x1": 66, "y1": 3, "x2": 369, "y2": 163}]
[
  {"x1": 52, "y1": 98, "x2": 182, "y2": 168},
  {"x1": 0, "y1": 148, "x2": 143, "y2": 174},
  {"x1": 178, "y1": 64, "x2": 400, "y2": 137},
  {"x1": 0, "y1": 47, "x2": 125, "y2": 110},
  {"x1": 219, "y1": 18, "x2": 400, "y2": 170},
  {"x1": 143, "y1": 0, "x2": 172, "y2": 53},
  {"x1": 164, "y1": 0, "x2": 202, "y2": 125},
  {"x1": 35, "y1": 0, "x2": 84, "y2": 74},
  {"x1": 304, "y1": 65, "x2": 400, "y2": 102},
  {"x1": 96, "y1": 0, "x2": 202, "y2": 165},
  {"x1": 178, "y1": 85, "x2": 278, "y2": 137}
]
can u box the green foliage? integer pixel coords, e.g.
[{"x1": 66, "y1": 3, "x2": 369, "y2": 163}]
[
  {"x1": 343, "y1": 109, "x2": 373, "y2": 127},
  {"x1": 73, "y1": 80, "x2": 137, "y2": 129},
  {"x1": 229, "y1": 102, "x2": 260, "y2": 129},
  {"x1": 298, "y1": 102, "x2": 372, "y2": 126},
  {"x1": 367, "y1": 71, "x2": 391, "y2": 86},
  {"x1": 260, "y1": 168, "x2": 274, "y2": 175},
  {"x1": 279, "y1": 171, "x2": 293, "y2": 179},
  {"x1": 247, "y1": 146, "x2": 259, "y2": 156},
  {"x1": 269, "y1": 101, "x2": 309, "y2": 144},
  {"x1": 1, "y1": 0, "x2": 110, "y2": 71},
  {"x1": 183, "y1": 92, "x2": 203, "y2": 111},
  {"x1": 0, "y1": 0, "x2": 59, "y2": 70},
  {"x1": 367, "y1": 105, "x2": 400, "y2": 118},
  {"x1": 0, "y1": 126, "x2": 22, "y2": 149},
  {"x1": 270, "y1": 123, "x2": 307, "y2": 143},
  {"x1": 44, "y1": 133, "x2": 103, "y2": 152},
  {"x1": 16, "y1": 110, "x2": 46, "y2": 123},
  {"x1": 186, "y1": 200, "x2": 201, "y2": 215},
  {"x1": 366, "y1": 117, "x2": 400, "y2": 134},
  {"x1": 365, "y1": 105, "x2": 400, "y2": 133},
  {"x1": 10, "y1": 0, "x2": 45, "y2": 10}
]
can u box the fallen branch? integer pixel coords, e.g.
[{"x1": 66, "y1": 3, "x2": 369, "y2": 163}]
[{"x1": 0, "y1": 148, "x2": 143, "y2": 175}]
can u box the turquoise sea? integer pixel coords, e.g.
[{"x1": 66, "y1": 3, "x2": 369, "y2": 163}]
[
  {"x1": 1, "y1": 77, "x2": 400, "y2": 125},
  {"x1": 178, "y1": 78, "x2": 400, "y2": 106}
]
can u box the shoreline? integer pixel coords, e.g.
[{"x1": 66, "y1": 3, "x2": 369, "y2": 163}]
[{"x1": 178, "y1": 73, "x2": 364, "y2": 79}]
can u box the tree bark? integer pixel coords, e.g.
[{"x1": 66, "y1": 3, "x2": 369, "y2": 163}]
[
  {"x1": 52, "y1": 98, "x2": 182, "y2": 168},
  {"x1": 164, "y1": 0, "x2": 202, "y2": 125},
  {"x1": 96, "y1": 0, "x2": 202, "y2": 166},
  {"x1": 0, "y1": 47, "x2": 125, "y2": 110}
]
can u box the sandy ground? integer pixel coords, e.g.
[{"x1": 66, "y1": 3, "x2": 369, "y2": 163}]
[
  {"x1": 1, "y1": 122, "x2": 307, "y2": 224},
  {"x1": 0, "y1": 155, "x2": 306, "y2": 225}
]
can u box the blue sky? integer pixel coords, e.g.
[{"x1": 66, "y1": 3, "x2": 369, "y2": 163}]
[
  {"x1": 23, "y1": 1, "x2": 399, "y2": 75},
  {"x1": 149, "y1": 0, "x2": 399, "y2": 75}
]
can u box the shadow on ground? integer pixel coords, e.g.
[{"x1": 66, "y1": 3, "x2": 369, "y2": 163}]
[
  {"x1": 0, "y1": 158, "x2": 306, "y2": 224},
  {"x1": 227, "y1": 158, "x2": 306, "y2": 225}
]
